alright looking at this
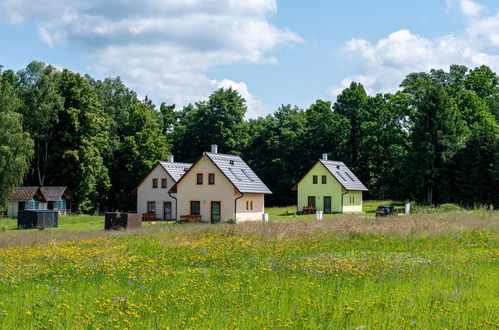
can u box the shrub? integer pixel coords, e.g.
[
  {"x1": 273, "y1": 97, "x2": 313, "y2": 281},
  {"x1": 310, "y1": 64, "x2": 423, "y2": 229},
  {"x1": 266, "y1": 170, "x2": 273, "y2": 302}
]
[{"x1": 227, "y1": 218, "x2": 237, "y2": 224}]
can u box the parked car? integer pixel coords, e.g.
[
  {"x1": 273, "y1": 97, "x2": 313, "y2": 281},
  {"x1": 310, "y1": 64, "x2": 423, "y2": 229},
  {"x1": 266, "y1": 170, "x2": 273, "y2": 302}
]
[{"x1": 375, "y1": 205, "x2": 398, "y2": 217}]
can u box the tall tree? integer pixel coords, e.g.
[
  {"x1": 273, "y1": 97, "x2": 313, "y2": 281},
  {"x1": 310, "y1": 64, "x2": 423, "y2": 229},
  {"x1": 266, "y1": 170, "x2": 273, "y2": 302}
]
[
  {"x1": 49, "y1": 70, "x2": 110, "y2": 211},
  {"x1": 171, "y1": 88, "x2": 249, "y2": 161},
  {"x1": 0, "y1": 67, "x2": 34, "y2": 208},
  {"x1": 333, "y1": 82, "x2": 369, "y2": 168},
  {"x1": 406, "y1": 85, "x2": 467, "y2": 204},
  {"x1": 16, "y1": 62, "x2": 64, "y2": 186}
]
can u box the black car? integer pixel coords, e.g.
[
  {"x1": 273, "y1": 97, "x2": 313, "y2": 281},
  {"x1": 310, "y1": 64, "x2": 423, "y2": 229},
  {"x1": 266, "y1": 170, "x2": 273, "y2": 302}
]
[{"x1": 375, "y1": 205, "x2": 398, "y2": 217}]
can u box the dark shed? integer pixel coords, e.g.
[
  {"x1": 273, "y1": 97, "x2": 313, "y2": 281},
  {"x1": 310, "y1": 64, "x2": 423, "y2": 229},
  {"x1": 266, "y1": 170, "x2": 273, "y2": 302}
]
[{"x1": 18, "y1": 210, "x2": 58, "y2": 229}]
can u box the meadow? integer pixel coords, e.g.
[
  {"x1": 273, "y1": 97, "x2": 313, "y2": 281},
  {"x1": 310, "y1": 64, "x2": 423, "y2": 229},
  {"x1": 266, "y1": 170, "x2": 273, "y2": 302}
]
[{"x1": 0, "y1": 206, "x2": 497, "y2": 328}]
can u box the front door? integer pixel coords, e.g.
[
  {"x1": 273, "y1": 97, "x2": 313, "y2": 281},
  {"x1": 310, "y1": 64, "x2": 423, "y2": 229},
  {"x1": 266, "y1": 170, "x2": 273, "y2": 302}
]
[
  {"x1": 211, "y1": 201, "x2": 221, "y2": 223},
  {"x1": 324, "y1": 197, "x2": 332, "y2": 214},
  {"x1": 163, "y1": 202, "x2": 172, "y2": 221}
]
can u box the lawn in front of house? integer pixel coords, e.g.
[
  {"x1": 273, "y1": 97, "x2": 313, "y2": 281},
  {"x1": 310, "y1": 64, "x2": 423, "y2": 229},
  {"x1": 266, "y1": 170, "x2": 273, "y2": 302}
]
[{"x1": 266, "y1": 200, "x2": 406, "y2": 221}]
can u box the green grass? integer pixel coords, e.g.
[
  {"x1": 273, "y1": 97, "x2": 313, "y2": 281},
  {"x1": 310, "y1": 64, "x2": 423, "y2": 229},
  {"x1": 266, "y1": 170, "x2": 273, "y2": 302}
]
[
  {"x1": 0, "y1": 209, "x2": 497, "y2": 328},
  {"x1": 0, "y1": 214, "x2": 105, "y2": 232}
]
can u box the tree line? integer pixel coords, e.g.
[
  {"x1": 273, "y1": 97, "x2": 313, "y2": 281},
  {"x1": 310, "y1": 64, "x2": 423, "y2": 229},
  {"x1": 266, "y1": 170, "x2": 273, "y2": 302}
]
[{"x1": 0, "y1": 62, "x2": 497, "y2": 211}]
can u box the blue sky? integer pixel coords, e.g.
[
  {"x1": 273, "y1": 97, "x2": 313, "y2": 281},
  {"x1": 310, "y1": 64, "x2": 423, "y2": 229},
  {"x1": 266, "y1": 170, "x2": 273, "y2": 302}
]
[{"x1": 1, "y1": 0, "x2": 498, "y2": 117}]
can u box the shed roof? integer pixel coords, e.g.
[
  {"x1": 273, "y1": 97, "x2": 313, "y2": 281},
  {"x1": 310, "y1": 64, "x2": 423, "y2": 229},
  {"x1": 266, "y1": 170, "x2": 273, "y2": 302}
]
[
  {"x1": 159, "y1": 161, "x2": 193, "y2": 182},
  {"x1": 8, "y1": 187, "x2": 43, "y2": 201},
  {"x1": 39, "y1": 186, "x2": 73, "y2": 201},
  {"x1": 319, "y1": 160, "x2": 368, "y2": 191}
]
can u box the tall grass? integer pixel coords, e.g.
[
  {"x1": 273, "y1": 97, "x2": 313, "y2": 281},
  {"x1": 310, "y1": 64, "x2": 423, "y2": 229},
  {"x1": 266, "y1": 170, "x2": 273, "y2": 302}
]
[{"x1": 0, "y1": 210, "x2": 497, "y2": 328}]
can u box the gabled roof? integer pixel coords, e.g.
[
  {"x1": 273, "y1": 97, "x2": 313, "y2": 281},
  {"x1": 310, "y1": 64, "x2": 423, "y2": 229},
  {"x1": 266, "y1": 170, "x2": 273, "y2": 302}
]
[
  {"x1": 39, "y1": 186, "x2": 73, "y2": 201},
  {"x1": 170, "y1": 152, "x2": 272, "y2": 195},
  {"x1": 319, "y1": 160, "x2": 368, "y2": 191},
  {"x1": 8, "y1": 187, "x2": 44, "y2": 201},
  {"x1": 159, "y1": 161, "x2": 192, "y2": 182},
  {"x1": 294, "y1": 159, "x2": 368, "y2": 191},
  {"x1": 131, "y1": 161, "x2": 192, "y2": 195}
]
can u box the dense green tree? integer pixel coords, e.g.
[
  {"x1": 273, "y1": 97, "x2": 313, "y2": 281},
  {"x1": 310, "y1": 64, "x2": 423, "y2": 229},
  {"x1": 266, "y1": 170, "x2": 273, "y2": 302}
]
[
  {"x1": 333, "y1": 82, "x2": 369, "y2": 168},
  {"x1": 16, "y1": 62, "x2": 64, "y2": 186},
  {"x1": 0, "y1": 67, "x2": 34, "y2": 208},
  {"x1": 171, "y1": 88, "x2": 249, "y2": 161},
  {"x1": 49, "y1": 70, "x2": 110, "y2": 211},
  {"x1": 454, "y1": 113, "x2": 498, "y2": 207},
  {"x1": 110, "y1": 101, "x2": 169, "y2": 210},
  {"x1": 406, "y1": 86, "x2": 467, "y2": 204}
]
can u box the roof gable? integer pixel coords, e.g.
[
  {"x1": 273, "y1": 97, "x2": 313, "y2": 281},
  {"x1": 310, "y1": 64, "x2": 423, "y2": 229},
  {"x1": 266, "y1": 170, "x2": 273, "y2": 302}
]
[
  {"x1": 170, "y1": 152, "x2": 272, "y2": 195},
  {"x1": 132, "y1": 161, "x2": 192, "y2": 195},
  {"x1": 8, "y1": 187, "x2": 44, "y2": 201},
  {"x1": 294, "y1": 159, "x2": 368, "y2": 191},
  {"x1": 39, "y1": 187, "x2": 73, "y2": 201},
  {"x1": 319, "y1": 160, "x2": 368, "y2": 191}
]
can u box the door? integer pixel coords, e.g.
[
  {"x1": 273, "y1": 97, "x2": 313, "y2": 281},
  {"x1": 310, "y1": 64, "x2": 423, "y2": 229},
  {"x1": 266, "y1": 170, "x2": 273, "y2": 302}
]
[
  {"x1": 211, "y1": 201, "x2": 221, "y2": 223},
  {"x1": 324, "y1": 197, "x2": 331, "y2": 214},
  {"x1": 163, "y1": 202, "x2": 172, "y2": 221}
]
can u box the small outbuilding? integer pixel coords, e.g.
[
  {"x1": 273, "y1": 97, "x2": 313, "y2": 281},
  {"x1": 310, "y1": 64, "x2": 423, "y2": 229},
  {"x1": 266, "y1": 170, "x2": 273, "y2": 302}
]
[
  {"x1": 293, "y1": 154, "x2": 368, "y2": 214},
  {"x1": 7, "y1": 186, "x2": 73, "y2": 218}
]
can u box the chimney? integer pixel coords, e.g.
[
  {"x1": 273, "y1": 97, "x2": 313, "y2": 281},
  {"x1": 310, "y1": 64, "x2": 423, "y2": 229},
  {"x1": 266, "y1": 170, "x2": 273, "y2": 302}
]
[
  {"x1": 168, "y1": 155, "x2": 174, "y2": 163},
  {"x1": 211, "y1": 144, "x2": 218, "y2": 154},
  {"x1": 322, "y1": 153, "x2": 328, "y2": 161}
]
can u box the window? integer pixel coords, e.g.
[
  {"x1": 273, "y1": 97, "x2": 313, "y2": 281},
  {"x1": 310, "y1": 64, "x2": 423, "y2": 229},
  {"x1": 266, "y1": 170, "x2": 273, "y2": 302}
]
[
  {"x1": 196, "y1": 173, "x2": 203, "y2": 185},
  {"x1": 147, "y1": 201, "x2": 156, "y2": 213},
  {"x1": 241, "y1": 169, "x2": 254, "y2": 182},
  {"x1": 349, "y1": 196, "x2": 355, "y2": 204},
  {"x1": 313, "y1": 175, "x2": 318, "y2": 184},
  {"x1": 152, "y1": 178, "x2": 158, "y2": 188},
  {"x1": 246, "y1": 201, "x2": 249, "y2": 210},
  {"x1": 322, "y1": 175, "x2": 327, "y2": 184},
  {"x1": 229, "y1": 168, "x2": 241, "y2": 180},
  {"x1": 246, "y1": 200, "x2": 254, "y2": 210},
  {"x1": 190, "y1": 201, "x2": 200, "y2": 215},
  {"x1": 161, "y1": 178, "x2": 167, "y2": 188},
  {"x1": 308, "y1": 196, "x2": 316, "y2": 207},
  {"x1": 250, "y1": 201, "x2": 253, "y2": 210},
  {"x1": 208, "y1": 173, "x2": 215, "y2": 185}
]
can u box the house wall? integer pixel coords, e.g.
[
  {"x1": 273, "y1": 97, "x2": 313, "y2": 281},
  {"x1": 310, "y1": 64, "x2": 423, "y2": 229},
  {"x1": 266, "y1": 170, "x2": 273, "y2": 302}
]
[
  {"x1": 137, "y1": 164, "x2": 178, "y2": 220},
  {"x1": 297, "y1": 162, "x2": 363, "y2": 213},
  {"x1": 7, "y1": 201, "x2": 17, "y2": 218},
  {"x1": 177, "y1": 155, "x2": 251, "y2": 222},
  {"x1": 342, "y1": 191, "x2": 363, "y2": 213},
  {"x1": 236, "y1": 193, "x2": 265, "y2": 222}
]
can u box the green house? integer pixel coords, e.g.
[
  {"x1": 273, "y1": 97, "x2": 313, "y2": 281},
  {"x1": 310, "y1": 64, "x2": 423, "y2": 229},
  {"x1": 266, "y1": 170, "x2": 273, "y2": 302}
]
[{"x1": 293, "y1": 154, "x2": 368, "y2": 214}]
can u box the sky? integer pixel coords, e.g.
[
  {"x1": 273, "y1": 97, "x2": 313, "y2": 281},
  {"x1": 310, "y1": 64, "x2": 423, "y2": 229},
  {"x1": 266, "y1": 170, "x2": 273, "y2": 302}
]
[{"x1": 0, "y1": 0, "x2": 498, "y2": 118}]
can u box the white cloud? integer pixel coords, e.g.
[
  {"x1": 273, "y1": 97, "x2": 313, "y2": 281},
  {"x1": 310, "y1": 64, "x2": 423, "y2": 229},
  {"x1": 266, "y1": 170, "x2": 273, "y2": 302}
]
[
  {"x1": 330, "y1": 0, "x2": 499, "y2": 98},
  {"x1": 0, "y1": 0, "x2": 300, "y2": 116},
  {"x1": 460, "y1": 0, "x2": 484, "y2": 17},
  {"x1": 217, "y1": 79, "x2": 269, "y2": 119}
]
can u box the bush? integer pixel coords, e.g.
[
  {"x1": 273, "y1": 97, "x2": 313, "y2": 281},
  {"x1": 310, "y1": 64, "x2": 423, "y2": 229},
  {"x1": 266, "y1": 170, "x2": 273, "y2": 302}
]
[
  {"x1": 227, "y1": 218, "x2": 237, "y2": 225},
  {"x1": 437, "y1": 203, "x2": 461, "y2": 212}
]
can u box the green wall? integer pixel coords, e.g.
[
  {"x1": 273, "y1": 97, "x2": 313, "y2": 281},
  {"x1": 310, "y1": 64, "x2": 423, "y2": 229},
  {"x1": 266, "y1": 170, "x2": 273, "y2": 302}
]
[{"x1": 297, "y1": 161, "x2": 363, "y2": 213}]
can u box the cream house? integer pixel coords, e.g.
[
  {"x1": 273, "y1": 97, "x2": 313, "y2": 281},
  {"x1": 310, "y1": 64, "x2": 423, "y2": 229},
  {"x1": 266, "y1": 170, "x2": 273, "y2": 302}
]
[
  {"x1": 133, "y1": 156, "x2": 192, "y2": 220},
  {"x1": 169, "y1": 145, "x2": 272, "y2": 223}
]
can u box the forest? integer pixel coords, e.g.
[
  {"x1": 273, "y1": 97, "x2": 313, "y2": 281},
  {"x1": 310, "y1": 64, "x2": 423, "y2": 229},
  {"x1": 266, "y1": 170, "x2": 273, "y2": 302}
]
[{"x1": 0, "y1": 62, "x2": 497, "y2": 212}]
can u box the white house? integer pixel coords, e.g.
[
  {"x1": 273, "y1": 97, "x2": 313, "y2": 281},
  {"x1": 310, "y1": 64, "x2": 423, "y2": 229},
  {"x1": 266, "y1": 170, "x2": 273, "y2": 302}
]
[{"x1": 133, "y1": 156, "x2": 192, "y2": 220}]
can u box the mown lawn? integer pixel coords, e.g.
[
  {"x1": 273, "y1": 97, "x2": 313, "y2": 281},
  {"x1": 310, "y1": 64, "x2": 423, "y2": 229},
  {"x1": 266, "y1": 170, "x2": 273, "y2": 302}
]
[{"x1": 0, "y1": 209, "x2": 497, "y2": 328}]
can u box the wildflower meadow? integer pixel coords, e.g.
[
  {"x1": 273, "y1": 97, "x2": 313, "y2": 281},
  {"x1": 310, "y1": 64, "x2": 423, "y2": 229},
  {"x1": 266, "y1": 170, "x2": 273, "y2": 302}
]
[{"x1": 0, "y1": 209, "x2": 497, "y2": 328}]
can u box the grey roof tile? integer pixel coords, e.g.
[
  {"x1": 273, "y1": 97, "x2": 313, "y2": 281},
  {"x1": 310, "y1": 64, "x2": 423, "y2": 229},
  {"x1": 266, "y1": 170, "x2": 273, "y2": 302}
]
[
  {"x1": 205, "y1": 152, "x2": 272, "y2": 194},
  {"x1": 319, "y1": 160, "x2": 368, "y2": 191},
  {"x1": 159, "y1": 162, "x2": 193, "y2": 182}
]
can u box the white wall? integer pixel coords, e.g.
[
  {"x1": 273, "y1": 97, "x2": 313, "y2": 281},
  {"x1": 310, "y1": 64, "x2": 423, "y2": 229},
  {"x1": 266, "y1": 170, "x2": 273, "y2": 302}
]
[
  {"x1": 236, "y1": 193, "x2": 265, "y2": 222},
  {"x1": 137, "y1": 164, "x2": 178, "y2": 220}
]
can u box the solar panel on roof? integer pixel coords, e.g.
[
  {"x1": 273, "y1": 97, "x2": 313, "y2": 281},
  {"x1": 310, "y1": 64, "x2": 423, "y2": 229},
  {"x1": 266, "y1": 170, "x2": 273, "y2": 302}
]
[
  {"x1": 229, "y1": 168, "x2": 242, "y2": 181},
  {"x1": 241, "y1": 169, "x2": 254, "y2": 182},
  {"x1": 345, "y1": 172, "x2": 355, "y2": 181},
  {"x1": 336, "y1": 171, "x2": 347, "y2": 181}
]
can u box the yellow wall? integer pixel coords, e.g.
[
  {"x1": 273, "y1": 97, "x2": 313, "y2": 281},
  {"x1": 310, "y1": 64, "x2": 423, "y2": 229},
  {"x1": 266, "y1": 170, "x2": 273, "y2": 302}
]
[
  {"x1": 176, "y1": 155, "x2": 266, "y2": 222},
  {"x1": 137, "y1": 164, "x2": 178, "y2": 220},
  {"x1": 297, "y1": 161, "x2": 363, "y2": 213}
]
